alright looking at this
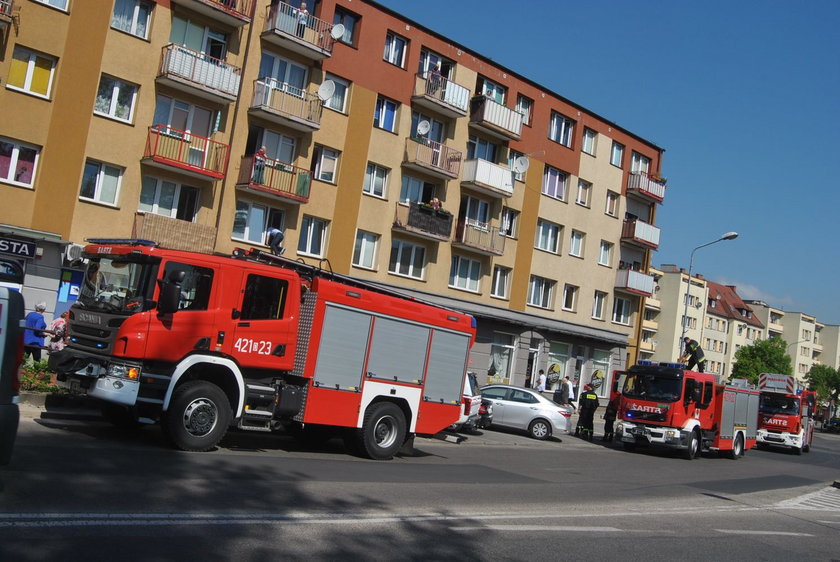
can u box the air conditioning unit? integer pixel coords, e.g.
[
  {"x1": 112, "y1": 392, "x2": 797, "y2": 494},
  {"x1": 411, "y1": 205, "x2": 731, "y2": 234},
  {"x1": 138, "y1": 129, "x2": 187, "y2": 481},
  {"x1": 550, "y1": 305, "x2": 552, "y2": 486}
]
[{"x1": 65, "y1": 243, "x2": 84, "y2": 262}]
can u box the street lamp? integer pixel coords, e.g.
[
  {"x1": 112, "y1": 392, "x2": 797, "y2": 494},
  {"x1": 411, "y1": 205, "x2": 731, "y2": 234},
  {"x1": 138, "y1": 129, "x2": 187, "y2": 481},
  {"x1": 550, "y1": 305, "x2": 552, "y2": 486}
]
[{"x1": 679, "y1": 231, "x2": 739, "y2": 356}]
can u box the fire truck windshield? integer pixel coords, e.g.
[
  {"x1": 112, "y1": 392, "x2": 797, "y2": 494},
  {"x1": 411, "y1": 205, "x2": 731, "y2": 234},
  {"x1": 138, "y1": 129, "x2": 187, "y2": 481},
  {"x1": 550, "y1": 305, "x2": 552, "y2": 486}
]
[
  {"x1": 76, "y1": 257, "x2": 158, "y2": 314},
  {"x1": 759, "y1": 394, "x2": 799, "y2": 416},
  {"x1": 622, "y1": 373, "x2": 682, "y2": 403}
]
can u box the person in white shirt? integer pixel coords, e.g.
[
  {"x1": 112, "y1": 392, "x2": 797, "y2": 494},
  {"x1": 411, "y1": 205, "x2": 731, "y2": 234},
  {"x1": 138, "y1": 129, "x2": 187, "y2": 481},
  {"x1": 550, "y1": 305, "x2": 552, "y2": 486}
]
[{"x1": 536, "y1": 369, "x2": 547, "y2": 393}]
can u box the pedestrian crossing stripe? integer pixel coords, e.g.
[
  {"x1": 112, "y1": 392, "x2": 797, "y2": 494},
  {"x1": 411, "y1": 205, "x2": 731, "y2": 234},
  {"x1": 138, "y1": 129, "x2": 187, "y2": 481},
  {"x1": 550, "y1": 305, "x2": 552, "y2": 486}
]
[{"x1": 774, "y1": 486, "x2": 840, "y2": 511}]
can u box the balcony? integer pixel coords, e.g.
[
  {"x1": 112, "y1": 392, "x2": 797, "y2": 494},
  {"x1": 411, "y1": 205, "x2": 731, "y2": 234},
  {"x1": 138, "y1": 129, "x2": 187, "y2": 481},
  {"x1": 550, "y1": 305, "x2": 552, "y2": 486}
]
[
  {"x1": 393, "y1": 202, "x2": 453, "y2": 242},
  {"x1": 156, "y1": 44, "x2": 241, "y2": 103},
  {"x1": 262, "y1": 2, "x2": 335, "y2": 61},
  {"x1": 645, "y1": 293, "x2": 661, "y2": 311},
  {"x1": 169, "y1": 0, "x2": 255, "y2": 27},
  {"x1": 627, "y1": 172, "x2": 666, "y2": 203},
  {"x1": 403, "y1": 138, "x2": 462, "y2": 181},
  {"x1": 461, "y1": 159, "x2": 514, "y2": 198},
  {"x1": 452, "y1": 220, "x2": 505, "y2": 256},
  {"x1": 249, "y1": 79, "x2": 322, "y2": 132},
  {"x1": 615, "y1": 268, "x2": 656, "y2": 297},
  {"x1": 0, "y1": 0, "x2": 12, "y2": 24},
  {"x1": 411, "y1": 72, "x2": 470, "y2": 118},
  {"x1": 469, "y1": 95, "x2": 523, "y2": 141},
  {"x1": 639, "y1": 338, "x2": 657, "y2": 353},
  {"x1": 621, "y1": 218, "x2": 660, "y2": 250},
  {"x1": 236, "y1": 155, "x2": 311, "y2": 204},
  {"x1": 143, "y1": 126, "x2": 229, "y2": 180},
  {"x1": 133, "y1": 212, "x2": 217, "y2": 254}
]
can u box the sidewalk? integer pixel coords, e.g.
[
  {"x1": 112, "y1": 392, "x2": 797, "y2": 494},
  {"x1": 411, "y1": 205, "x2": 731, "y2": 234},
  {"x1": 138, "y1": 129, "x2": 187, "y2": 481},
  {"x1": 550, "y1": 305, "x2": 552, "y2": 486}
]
[{"x1": 18, "y1": 392, "x2": 103, "y2": 421}]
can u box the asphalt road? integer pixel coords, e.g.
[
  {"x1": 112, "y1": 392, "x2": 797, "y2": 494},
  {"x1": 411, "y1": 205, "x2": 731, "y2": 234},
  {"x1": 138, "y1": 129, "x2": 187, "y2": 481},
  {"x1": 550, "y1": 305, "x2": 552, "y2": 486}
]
[{"x1": 1, "y1": 403, "x2": 839, "y2": 561}]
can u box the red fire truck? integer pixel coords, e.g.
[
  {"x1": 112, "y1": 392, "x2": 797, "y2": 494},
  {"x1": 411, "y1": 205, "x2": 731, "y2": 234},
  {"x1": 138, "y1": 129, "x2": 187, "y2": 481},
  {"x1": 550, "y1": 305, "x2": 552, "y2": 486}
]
[
  {"x1": 51, "y1": 240, "x2": 476, "y2": 459},
  {"x1": 615, "y1": 361, "x2": 759, "y2": 460},
  {"x1": 756, "y1": 373, "x2": 816, "y2": 455}
]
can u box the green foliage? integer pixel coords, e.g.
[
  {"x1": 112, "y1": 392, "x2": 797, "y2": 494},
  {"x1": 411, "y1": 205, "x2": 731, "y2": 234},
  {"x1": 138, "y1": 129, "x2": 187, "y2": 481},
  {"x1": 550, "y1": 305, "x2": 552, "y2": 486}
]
[
  {"x1": 731, "y1": 338, "x2": 791, "y2": 385},
  {"x1": 806, "y1": 364, "x2": 840, "y2": 405},
  {"x1": 19, "y1": 360, "x2": 64, "y2": 394}
]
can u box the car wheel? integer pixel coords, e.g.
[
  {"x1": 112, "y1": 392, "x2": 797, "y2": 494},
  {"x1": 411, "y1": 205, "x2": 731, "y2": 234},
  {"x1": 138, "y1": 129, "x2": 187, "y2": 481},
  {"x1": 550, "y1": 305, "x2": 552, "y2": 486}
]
[{"x1": 528, "y1": 419, "x2": 552, "y2": 440}]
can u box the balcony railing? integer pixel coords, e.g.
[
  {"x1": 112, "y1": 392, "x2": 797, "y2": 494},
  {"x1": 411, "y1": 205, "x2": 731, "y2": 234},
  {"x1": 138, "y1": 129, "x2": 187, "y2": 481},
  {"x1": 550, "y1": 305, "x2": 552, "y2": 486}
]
[
  {"x1": 453, "y1": 220, "x2": 505, "y2": 256},
  {"x1": 170, "y1": 0, "x2": 255, "y2": 26},
  {"x1": 143, "y1": 125, "x2": 229, "y2": 180},
  {"x1": 403, "y1": 138, "x2": 462, "y2": 180},
  {"x1": 250, "y1": 78, "x2": 323, "y2": 131},
  {"x1": 469, "y1": 95, "x2": 523, "y2": 141},
  {"x1": 158, "y1": 44, "x2": 241, "y2": 102},
  {"x1": 237, "y1": 155, "x2": 311, "y2": 203},
  {"x1": 615, "y1": 268, "x2": 656, "y2": 297},
  {"x1": 621, "y1": 218, "x2": 660, "y2": 249},
  {"x1": 263, "y1": 2, "x2": 335, "y2": 60},
  {"x1": 133, "y1": 212, "x2": 217, "y2": 254},
  {"x1": 0, "y1": 0, "x2": 13, "y2": 20},
  {"x1": 627, "y1": 172, "x2": 666, "y2": 202},
  {"x1": 411, "y1": 72, "x2": 470, "y2": 118},
  {"x1": 393, "y1": 202, "x2": 453, "y2": 241},
  {"x1": 461, "y1": 159, "x2": 514, "y2": 198}
]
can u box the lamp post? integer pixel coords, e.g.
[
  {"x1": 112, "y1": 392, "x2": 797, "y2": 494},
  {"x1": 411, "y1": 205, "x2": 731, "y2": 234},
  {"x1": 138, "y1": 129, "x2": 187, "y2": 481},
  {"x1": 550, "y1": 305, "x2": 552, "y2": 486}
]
[{"x1": 679, "y1": 232, "x2": 739, "y2": 356}]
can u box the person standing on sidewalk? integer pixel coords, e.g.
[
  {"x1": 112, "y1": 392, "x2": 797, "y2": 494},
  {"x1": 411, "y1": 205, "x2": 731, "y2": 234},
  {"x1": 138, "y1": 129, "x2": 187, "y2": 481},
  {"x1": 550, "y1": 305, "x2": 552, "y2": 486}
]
[
  {"x1": 563, "y1": 376, "x2": 576, "y2": 412},
  {"x1": 602, "y1": 393, "x2": 619, "y2": 442},
  {"x1": 536, "y1": 369, "x2": 547, "y2": 393},
  {"x1": 24, "y1": 302, "x2": 48, "y2": 362},
  {"x1": 575, "y1": 383, "x2": 599, "y2": 441}
]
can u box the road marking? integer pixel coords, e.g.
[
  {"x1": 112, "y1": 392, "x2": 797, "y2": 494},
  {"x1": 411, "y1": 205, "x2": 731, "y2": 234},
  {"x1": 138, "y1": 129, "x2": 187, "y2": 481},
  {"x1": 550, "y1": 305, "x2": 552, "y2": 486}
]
[
  {"x1": 715, "y1": 529, "x2": 814, "y2": 537},
  {"x1": 452, "y1": 525, "x2": 622, "y2": 532},
  {"x1": 774, "y1": 486, "x2": 840, "y2": 512}
]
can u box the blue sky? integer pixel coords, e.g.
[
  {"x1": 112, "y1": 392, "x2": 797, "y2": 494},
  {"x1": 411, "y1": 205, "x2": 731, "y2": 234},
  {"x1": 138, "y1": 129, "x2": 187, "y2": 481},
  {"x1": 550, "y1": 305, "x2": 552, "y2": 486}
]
[{"x1": 381, "y1": 0, "x2": 840, "y2": 324}]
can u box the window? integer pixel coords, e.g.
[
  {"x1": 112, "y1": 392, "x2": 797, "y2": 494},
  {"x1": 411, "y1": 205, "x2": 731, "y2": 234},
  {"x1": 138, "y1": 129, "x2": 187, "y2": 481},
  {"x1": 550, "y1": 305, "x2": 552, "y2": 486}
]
[
  {"x1": 352, "y1": 230, "x2": 379, "y2": 270},
  {"x1": 374, "y1": 96, "x2": 399, "y2": 132},
  {"x1": 542, "y1": 165, "x2": 567, "y2": 200},
  {"x1": 383, "y1": 31, "x2": 408, "y2": 67},
  {"x1": 258, "y1": 52, "x2": 308, "y2": 96},
  {"x1": 570, "y1": 230, "x2": 584, "y2": 257},
  {"x1": 333, "y1": 7, "x2": 360, "y2": 46},
  {"x1": 508, "y1": 150, "x2": 526, "y2": 182},
  {"x1": 241, "y1": 275, "x2": 288, "y2": 321},
  {"x1": 418, "y1": 49, "x2": 453, "y2": 79},
  {"x1": 313, "y1": 146, "x2": 339, "y2": 183},
  {"x1": 516, "y1": 95, "x2": 533, "y2": 126},
  {"x1": 612, "y1": 296, "x2": 631, "y2": 325},
  {"x1": 364, "y1": 163, "x2": 388, "y2": 198},
  {"x1": 582, "y1": 128, "x2": 597, "y2": 155},
  {"x1": 139, "y1": 176, "x2": 199, "y2": 221},
  {"x1": 598, "y1": 241, "x2": 613, "y2": 266},
  {"x1": 232, "y1": 199, "x2": 284, "y2": 244},
  {"x1": 549, "y1": 112, "x2": 574, "y2": 147},
  {"x1": 400, "y1": 175, "x2": 435, "y2": 204},
  {"x1": 33, "y1": 0, "x2": 68, "y2": 9},
  {"x1": 94, "y1": 75, "x2": 138, "y2": 122},
  {"x1": 528, "y1": 276, "x2": 554, "y2": 309},
  {"x1": 163, "y1": 262, "x2": 214, "y2": 312},
  {"x1": 631, "y1": 151, "x2": 651, "y2": 174},
  {"x1": 0, "y1": 138, "x2": 39, "y2": 187},
  {"x1": 153, "y1": 95, "x2": 213, "y2": 137},
  {"x1": 501, "y1": 208, "x2": 519, "y2": 238},
  {"x1": 467, "y1": 135, "x2": 497, "y2": 162},
  {"x1": 8, "y1": 47, "x2": 56, "y2": 98},
  {"x1": 80, "y1": 160, "x2": 122, "y2": 205},
  {"x1": 449, "y1": 255, "x2": 481, "y2": 292},
  {"x1": 562, "y1": 284, "x2": 578, "y2": 312},
  {"x1": 170, "y1": 16, "x2": 227, "y2": 60},
  {"x1": 111, "y1": 0, "x2": 152, "y2": 39},
  {"x1": 576, "y1": 179, "x2": 591, "y2": 207},
  {"x1": 478, "y1": 77, "x2": 505, "y2": 104},
  {"x1": 605, "y1": 190, "x2": 619, "y2": 217},
  {"x1": 324, "y1": 74, "x2": 349, "y2": 113},
  {"x1": 411, "y1": 111, "x2": 445, "y2": 142},
  {"x1": 462, "y1": 195, "x2": 490, "y2": 228},
  {"x1": 610, "y1": 141, "x2": 624, "y2": 167},
  {"x1": 535, "y1": 220, "x2": 560, "y2": 253},
  {"x1": 491, "y1": 266, "x2": 510, "y2": 299},
  {"x1": 488, "y1": 333, "x2": 516, "y2": 383},
  {"x1": 389, "y1": 239, "x2": 425, "y2": 280},
  {"x1": 298, "y1": 216, "x2": 328, "y2": 257},
  {"x1": 592, "y1": 291, "x2": 607, "y2": 320}
]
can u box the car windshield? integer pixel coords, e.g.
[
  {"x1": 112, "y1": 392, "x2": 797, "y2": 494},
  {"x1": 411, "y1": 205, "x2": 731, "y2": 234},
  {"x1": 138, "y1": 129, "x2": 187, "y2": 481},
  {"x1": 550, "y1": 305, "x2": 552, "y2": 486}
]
[
  {"x1": 759, "y1": 394, "x2": 799, "y2": 415},
  {"x1": 622, "y1": 373, "x2": 682, "y2": 403},
  {"x1": 76, "y1": 257, "x2": 159, "y2": 314}
]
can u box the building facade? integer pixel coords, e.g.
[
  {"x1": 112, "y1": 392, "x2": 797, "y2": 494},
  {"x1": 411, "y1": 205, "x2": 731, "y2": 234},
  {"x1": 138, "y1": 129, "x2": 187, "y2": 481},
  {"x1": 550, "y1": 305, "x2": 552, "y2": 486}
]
[{"x1": 0, "y1": 0, "x2": 667, "y2": 395}]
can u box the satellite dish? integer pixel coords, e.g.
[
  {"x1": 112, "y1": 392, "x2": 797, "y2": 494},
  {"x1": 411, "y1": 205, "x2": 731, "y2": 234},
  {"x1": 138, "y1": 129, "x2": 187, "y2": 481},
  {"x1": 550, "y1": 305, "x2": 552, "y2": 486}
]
[
  {"x1": 512, "y1": 156, "x2": 530, "y2": 174},
  {"x1": 416, "y1": 120, "x2": 431, "y2": 136},
  {"x1": 317, "y1": 80, "x2": 336, "y2": 102},
  {"x1": 330, "y1": 23, "x2": 345, "y2": 40}
]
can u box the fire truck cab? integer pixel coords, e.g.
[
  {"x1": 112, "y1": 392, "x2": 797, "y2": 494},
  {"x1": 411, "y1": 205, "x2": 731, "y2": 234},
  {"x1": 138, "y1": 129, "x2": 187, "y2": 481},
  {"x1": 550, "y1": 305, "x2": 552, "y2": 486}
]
[{"x1": 756, "y1": 373, "x2": 816, "y2": 455}]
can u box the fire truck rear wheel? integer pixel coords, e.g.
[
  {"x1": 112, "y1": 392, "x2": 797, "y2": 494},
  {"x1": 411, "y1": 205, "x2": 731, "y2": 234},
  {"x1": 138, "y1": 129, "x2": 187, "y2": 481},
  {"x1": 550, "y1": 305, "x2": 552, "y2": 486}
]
[
  {"x1": 684, "y1": 429, "x2": 700, "y2": 460},
  {"x1": 359, "y1": 402, "x2": 406, "y2": 460},
  {"x1": 165, "y1": 381, "x2": 231, "y2": 452},
  {"x1": 727, "y1": 433, "x2": 744, "y2": 460}
]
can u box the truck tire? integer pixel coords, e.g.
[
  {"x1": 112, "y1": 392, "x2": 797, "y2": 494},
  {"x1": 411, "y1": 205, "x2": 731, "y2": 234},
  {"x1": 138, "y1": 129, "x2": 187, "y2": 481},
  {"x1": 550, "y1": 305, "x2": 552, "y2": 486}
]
[
  {"x1": 165, "y1": 381, "x2": 231, "y2": 452},
  {"x1": 684, "y1": 429, "x2": 700, "y2": 460},
  {"x1": 528, "y1": 419, "x2": 552, "y2": 440},
  {"x1": 358, "y1": 402, "x2": 406, "y2": 460},
  {"x1": 794, "y1": 443, "x2": 803, "y2": 455},
  {"x1": 727, "y1": 433, "x2": 744, "y2": 460}
]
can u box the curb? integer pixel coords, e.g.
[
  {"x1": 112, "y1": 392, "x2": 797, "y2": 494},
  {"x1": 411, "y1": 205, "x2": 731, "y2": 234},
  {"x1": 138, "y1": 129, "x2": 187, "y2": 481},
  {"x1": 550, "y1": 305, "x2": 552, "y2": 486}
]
[{"x1": 18, "y1": 391, "x2": 103, "y2": 421}]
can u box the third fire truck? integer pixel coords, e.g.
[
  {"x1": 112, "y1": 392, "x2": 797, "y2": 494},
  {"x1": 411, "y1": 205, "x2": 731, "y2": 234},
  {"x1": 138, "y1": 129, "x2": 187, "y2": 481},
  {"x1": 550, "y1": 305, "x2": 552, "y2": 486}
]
[
  {"x1": 615, "y1": 361, "x2": 759, "y2": 459},
  {"x1": 756, "y1": 373, "x2": 816, "y2": 454}
]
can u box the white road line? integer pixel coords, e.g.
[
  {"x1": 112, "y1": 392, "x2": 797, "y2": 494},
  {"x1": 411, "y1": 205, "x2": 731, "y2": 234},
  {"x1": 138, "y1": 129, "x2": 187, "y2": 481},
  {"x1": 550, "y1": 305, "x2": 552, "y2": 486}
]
[
  {"x1": 715, "y1": 529, "x2": 814, "y2": 537},
  {"x1": 452, "y1": 525, "x2": 622, "y2": 532}
]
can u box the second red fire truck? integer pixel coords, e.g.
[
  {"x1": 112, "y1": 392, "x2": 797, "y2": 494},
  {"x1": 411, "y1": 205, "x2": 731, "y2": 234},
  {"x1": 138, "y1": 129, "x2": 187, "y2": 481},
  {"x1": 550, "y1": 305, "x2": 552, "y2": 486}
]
[{"x1": 756, "y1": 373, "x2": 816, "y2": 454}]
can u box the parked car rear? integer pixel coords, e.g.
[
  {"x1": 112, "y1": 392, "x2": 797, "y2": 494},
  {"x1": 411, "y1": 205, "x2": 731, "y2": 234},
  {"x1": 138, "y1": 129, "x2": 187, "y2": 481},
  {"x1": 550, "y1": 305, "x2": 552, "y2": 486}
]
[
  {"x1": 480, "y1": 384, "x2": 573, "y2": 440},
  {"x1": 0, "y1": 288, "x2": 25, "y2": 465},
  {"x1": 450, "y1": 372, "x2": 482, "y2": 433}
]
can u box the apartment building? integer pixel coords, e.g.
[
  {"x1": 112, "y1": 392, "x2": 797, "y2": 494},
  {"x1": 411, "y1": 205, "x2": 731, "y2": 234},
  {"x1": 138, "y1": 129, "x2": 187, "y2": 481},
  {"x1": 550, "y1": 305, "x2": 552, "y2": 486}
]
[{"x1": 0, "y1": 0, "x2": 666, "y2": 396}]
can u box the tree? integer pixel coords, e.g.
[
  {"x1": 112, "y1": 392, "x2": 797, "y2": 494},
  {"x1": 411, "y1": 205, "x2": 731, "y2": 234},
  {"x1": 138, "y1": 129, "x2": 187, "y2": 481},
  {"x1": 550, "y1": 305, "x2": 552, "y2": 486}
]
[
  {"x1": 730, "y1": 338, "x2": 791, "y2": 385},
  {"x1": 805, "y1": 364, "x2": 840, "y2": 408}
]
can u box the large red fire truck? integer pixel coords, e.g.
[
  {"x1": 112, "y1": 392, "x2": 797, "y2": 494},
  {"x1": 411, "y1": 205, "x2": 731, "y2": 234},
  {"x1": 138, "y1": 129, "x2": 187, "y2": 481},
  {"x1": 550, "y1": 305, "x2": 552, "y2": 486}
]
[
  {"x1": 51, "y1": 240, "x2": 476, "y2": 459},
  {"x1": 756, "y1": 373, "x2": 816, "y2": 454},
  {"x1": 615, "y1": 361, "x2": 759, "y2": 459}
]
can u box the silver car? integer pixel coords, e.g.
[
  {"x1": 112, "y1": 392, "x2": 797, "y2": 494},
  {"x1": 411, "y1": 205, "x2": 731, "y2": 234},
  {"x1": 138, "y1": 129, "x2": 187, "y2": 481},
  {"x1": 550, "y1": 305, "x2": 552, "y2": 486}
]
[{"x1": 480, "y1": 384, "x2": 573, "y2": 440}]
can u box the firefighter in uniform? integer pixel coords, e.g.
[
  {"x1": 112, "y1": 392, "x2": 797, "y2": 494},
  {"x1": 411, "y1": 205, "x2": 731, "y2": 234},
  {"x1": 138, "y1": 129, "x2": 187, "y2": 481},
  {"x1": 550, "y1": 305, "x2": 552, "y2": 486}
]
[
  {"x1": 681, "y1": 337, "x2": 707, "y2": 372},
  {"x1": 575, "y1": 383, "x2": 600, "y2": 441}
]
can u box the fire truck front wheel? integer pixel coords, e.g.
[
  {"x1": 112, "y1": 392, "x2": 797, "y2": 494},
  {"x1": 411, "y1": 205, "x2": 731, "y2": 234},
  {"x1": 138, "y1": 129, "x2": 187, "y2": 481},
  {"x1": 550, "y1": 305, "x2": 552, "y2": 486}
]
[
  {"x1": 165, "y1": 381, "x2": 232, "y2": 452},
  {"x1": 684, "y1": 429, "x2": 700, "y2": 460},
  {"x1": 357, "y1": 402, "x2": 407, "y2": 460}
]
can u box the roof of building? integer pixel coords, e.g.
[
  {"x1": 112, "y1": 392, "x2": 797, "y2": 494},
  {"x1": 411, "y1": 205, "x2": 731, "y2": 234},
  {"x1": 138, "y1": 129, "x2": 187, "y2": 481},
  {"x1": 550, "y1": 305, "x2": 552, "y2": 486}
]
[{"x1": 705, "y1": 280, "x2": 765, "y2": 329}]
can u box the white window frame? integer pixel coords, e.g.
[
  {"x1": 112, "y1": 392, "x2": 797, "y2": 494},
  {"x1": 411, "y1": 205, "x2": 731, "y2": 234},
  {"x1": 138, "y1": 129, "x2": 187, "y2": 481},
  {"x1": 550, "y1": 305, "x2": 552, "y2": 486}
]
[
  {"x1": 535, "y1": 219, "x2": 560, "y2": 254},
  {"x1": 516, "y1": 94, "x2": 533, "y2": 126},
  {"x1": 333, "y1": 7, "x2": 359, "y2": 46},
  {"x1": 389, "y1": 239, "x2": 426, "y2": 280},
  {"x1": 449, "y1": 255, "x2": 481, "y2": 292},
  {"x1": 501, "y1": 208, "x2": 519, "y2": 238},
  {"x1": 298, "y1": 216, "x2": 328, "y2": 257},
  {"x1": 631, "y1": 151, "x2": 651, "y2": 174},
  {"x1": 462, "y1": 195, "x2": 490, "y2": 229},
  {"x1": 592, "y1": 291, "x2": 607, "y2": 320},
  {"x1": 491, "y1": 265, "x2": 510, "y2": 299},
  {"x1": 508, "y1": 150, "x2": 526, "y2": 182},
  {"x1": 324, "y1": 74, "x2": 349, "y2": 113},
  {"x1": 111, "y1": 0, "x2": 152, "y2": 39},
  {"x1": 605, "y1": 190, "x2": 619, "y2": 217},
  {"x1": 467, "y1": 135, "x2": 497, "y2": 162},
  {"x1": 612, "y1": 296, "x2": 631, "y2": 325},
  {"x1": 598, "y1": 240, "x2": 613, "y2": 266},
  {"x1": 479, "y1": 77, "x2": 506, "y2": 104},
  {"x1": 610, "y1": 141, "x2": 624, "y2": 167},
  {"x1": 8, "y1": 47, "x2": 56, "y2": 98},
  {"x1": 582, "y1": 127, "x2": 597, "y2": 155},
  {"x1": 400, "y1": 175, "x2": 435, "y2": 204},
  {"x1": 570, "y1": 230, "x2": 584, "y2": 257},
  {"x1": 94, "y1": 75, "x2": 138, "y2": 123},
  {"x1": 383, "y1": 31, "x2": 408, "y2": 67},
  {"x1": 0, "y1": 137, "x2": 40, "y2": 188},
  {"x1": 352, "y1": 230, "x2": 379, "y2": 270},
  {"x1": 314, "y1": 146, "x2": 339, "y2": 183},
  {"x1": 549, "y1": 112, "x2": 574, "y2": 147},
  {"x1": 374, "y1": 96, "x2": 399, "y2": 132},
  {"x1": 80, "y1": 160, "x2": 123, "y2": 206},
  {"x1": 542, "y1": 165, "x2": 567, "y2": 200},
  {"x1": 562, "y1": 284, "x2": 578, "y2": 312},
  {"x1": 232, "y1": 199, "x2": 285, "y2": 245},
  {"x1": 528, "y1": 275, "x2": 554, "y2": 309},
  {"x1": 576, "y1": 179, "x2": 591, "y2": 207},
  {"x1": 138, "y1": 176, "x2": 199, "y2": 221},
  {"x1": 363, "y1": 163, "x2": 388, "y2": 198}
]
